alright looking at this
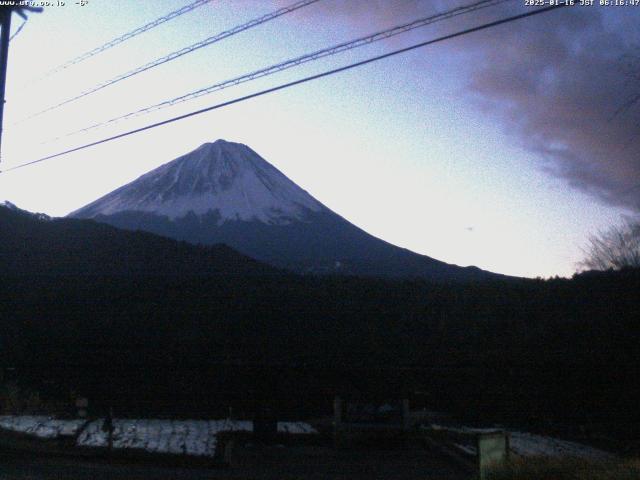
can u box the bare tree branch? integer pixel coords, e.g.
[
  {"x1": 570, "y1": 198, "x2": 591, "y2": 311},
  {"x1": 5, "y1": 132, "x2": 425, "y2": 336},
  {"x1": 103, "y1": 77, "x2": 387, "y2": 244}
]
[{"x1": 579, "y1": 219, "x2": 640, "y2": 271}]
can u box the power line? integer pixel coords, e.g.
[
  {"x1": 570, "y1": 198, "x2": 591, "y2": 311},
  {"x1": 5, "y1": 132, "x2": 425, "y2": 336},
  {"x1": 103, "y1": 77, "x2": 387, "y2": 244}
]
[
  {"x1": 1, "y1": 3, "x2": 568, "y2": 174},
  {"x1": 47, "y1": 0, "x2": 510, "y2": 142},
  {"x1": 9, "y1": 17, "x2": 26, "y2": 42},
  {"x1": 32, "y1": 0, "x2": 212, "y2": 82},
  {"x1": 21, "y1": 0, "x2": 322, "y2": 122}
]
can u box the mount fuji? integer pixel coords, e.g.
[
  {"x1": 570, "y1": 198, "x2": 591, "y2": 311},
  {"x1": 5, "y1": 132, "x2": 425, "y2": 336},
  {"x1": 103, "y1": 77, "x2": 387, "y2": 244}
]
[{"x1": 70, "y1": 139, "x2": 498, "y2": 281}]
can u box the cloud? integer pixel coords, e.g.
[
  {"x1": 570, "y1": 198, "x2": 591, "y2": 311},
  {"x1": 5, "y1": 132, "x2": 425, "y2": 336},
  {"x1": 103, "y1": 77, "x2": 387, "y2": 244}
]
[
  {"x1": 461, "y1": 5, "x2": 640, "y2": 212},
  {"x1": 274, "y1": 0, "x2": 439, "y2": 31},
  {"x1": 281, "y1": 1, "x2": 640, "y2": 212}
]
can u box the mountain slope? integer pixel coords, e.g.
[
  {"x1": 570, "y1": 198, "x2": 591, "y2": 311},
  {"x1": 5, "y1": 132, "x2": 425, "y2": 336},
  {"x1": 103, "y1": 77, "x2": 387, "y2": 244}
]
[
  {"x1": 74, "y1": 140, "x2": 323, "y2": 224},
  {"x1": 0, "y1": 203, "x2": 277, "y2": 276},
  {"x1": 70, "y1": 139, "x2": 501, "y2": 281}
]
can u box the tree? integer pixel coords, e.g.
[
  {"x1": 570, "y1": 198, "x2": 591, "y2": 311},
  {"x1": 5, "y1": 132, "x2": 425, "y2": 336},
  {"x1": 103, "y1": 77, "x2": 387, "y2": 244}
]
[{"x1": 579, "y1": 219, "x2": 640, "y2": 271}]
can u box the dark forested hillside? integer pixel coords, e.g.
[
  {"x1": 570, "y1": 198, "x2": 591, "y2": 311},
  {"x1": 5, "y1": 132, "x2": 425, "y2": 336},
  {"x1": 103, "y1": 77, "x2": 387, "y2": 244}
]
[
  {"x1": 0, "y1": 205, "x2": 276, "y2": 276},
  {"x1": 1, "y1": 205, "x2": 639, "y2": 442},
  {"x1": 1, "y1": 268, "x2": 639, "y2": 441}
]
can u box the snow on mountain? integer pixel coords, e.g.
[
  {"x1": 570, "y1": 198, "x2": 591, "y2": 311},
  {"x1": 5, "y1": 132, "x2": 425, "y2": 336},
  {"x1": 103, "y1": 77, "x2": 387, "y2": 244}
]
[
  {"x1": 1, "y1": 200, "x2": 19, "y2": 210},
  {"x1": 72, "y1": 140, "x2": 323, "y2": 225},
  {"x1": 0, "y1": 201, "x2": 50, "y2": 221},
  {"x1": 71, "y1": 139, "x2": 501, "y2": 280}
]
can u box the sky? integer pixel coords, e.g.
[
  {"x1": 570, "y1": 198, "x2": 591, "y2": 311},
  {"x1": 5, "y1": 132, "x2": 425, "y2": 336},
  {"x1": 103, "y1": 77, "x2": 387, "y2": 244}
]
[{"x1": 0, "y1": 0, "x2": 639, "y2": 278}]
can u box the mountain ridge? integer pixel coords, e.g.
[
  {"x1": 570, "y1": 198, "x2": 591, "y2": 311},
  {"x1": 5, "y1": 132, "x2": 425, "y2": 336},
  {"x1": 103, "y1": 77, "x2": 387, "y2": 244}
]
[
  {"x1": 0, "y1": 203, "x2": 277, "y2": 276},
  {"x1": 70, "y1": 139, "x2": 506, "y2": 281},
  {"x1": 71, "y1": 140, "x2": 323, "y2": 225}
]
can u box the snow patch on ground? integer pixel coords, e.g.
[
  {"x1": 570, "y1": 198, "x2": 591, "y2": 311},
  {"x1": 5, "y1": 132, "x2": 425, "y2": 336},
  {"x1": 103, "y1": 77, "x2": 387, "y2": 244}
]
[
  {"x1": 77, "y1": 419, "x2": 255, "y2": 456},
  {"x1": 277, "y1": 421, "x2": 316, "y2": 434},
  {"x1": 0, "y1": 416, "x2": 316, "y2": 457},
  {"x1": 509, "y1": 431, "x2": 614, "y2": 460},
  {"x1": 78, "y1": 419, "x2": 316, "y2": 456},
  {"x1": 0, "y1": 416, "x2": 86, "y2": 439},
  {"x1": 428, "y1": 424, "x2": 614, "y2": 460}
]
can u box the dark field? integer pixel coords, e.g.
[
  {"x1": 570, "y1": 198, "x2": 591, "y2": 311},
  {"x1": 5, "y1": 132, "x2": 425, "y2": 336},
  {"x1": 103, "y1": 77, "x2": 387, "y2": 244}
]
[{"x1": 0, "y1": 444, "x2": 469, "y2": 480}]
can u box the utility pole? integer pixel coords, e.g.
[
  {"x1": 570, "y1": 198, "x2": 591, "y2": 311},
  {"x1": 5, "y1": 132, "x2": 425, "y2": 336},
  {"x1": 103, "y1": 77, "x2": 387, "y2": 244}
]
[
  {"x1": 0, "y1": 6, "x2": 41, "y2": 166},
  {"x1": 0, "y1": 7, "x2": 13, "y2": 166}
]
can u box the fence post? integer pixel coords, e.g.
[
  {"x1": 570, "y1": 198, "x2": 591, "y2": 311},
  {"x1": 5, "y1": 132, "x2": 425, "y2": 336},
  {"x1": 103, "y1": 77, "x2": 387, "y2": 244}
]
[{"x1": 477, "y1": 430, "x2": 509, "y2": 480}]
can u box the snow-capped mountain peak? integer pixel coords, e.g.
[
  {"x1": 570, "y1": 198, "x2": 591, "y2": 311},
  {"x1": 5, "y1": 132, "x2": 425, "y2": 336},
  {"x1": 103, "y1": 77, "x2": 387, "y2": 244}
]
[
  {"x1": 71, "y1": 139, "x2": 501, "y2": 281},
  {"x1": 71, "y1": 139, "x2": 323, "y2": 224}
]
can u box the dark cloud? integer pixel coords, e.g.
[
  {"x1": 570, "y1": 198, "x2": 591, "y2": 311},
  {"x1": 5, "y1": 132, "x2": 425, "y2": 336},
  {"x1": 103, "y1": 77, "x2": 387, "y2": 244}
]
[
  {"x1": 281, "y1": 1, "x2": 640, "y2": 211},
  {"x1": 274, "y1": 0, "x2": 439, "y2": 29},
  {"x1": 462, "y1": 5, "x2": 640, "y2": 212}
]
